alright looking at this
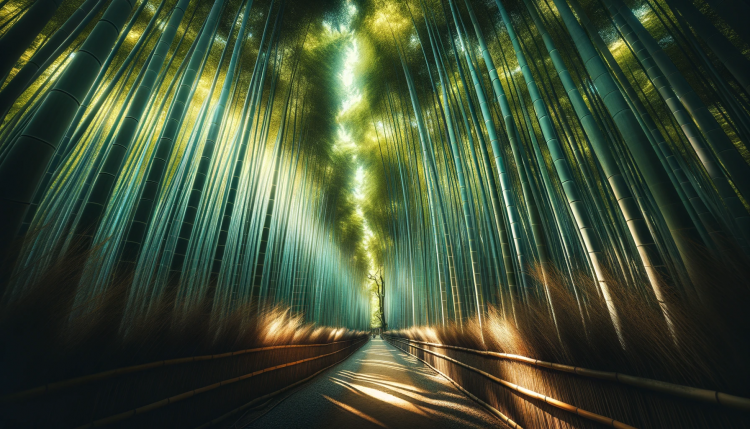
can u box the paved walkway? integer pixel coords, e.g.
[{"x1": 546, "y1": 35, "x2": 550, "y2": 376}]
[{"x1": 242, "y1": 338, "x2": 505, "y2": 428}]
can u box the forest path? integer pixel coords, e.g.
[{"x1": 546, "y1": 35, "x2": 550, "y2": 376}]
[{"x1": 241, "y1": 338, "x2": 505, "y2": 428}]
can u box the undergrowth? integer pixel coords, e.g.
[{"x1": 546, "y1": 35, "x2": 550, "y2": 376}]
[
  {"x1": 390, "y1": 252, "x2": 750, "y2": 397},
  {"x1": 0, "y1": 232, "x2": 364, "y2": 395}
]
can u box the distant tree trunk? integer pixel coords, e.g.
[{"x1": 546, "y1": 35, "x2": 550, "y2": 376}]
[{"x1": 369, "y1": 267, "x2": 387, "y2": 331}]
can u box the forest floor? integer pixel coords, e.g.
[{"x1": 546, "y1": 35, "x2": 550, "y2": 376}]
[{"x1": 239, "y1": 337, "x2": 506, "y2": 428}]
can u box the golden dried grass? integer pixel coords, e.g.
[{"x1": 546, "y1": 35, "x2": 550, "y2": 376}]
[
  {"x1": 0, "y1": 232, "x2": 364, "y2": 395},
  {"x1": 392, "y1": 256, "x2": 750, "y2": 397}
]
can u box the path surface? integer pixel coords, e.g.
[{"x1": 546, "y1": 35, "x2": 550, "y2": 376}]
[{"x1": 242, "y1": 338, "x2": 505, "y2": 428}]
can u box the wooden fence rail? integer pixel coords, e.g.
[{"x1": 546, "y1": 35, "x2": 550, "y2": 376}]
[
  {"x1": 384, "y1": 335, "x2": 749, "y2": 429},
  {"x1": 0, "y1": 336, "x2": 369, "y2": 428},
  {"x1": 1, "y1": 339, "x2": 360, "y2": 402}
]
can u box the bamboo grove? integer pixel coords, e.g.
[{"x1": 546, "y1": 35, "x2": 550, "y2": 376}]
[
  {"x1": 0, "y1": 0, "x2": 372, "y2": 331},
  {"x1": 1, "y1": 0, "x2": 749, "y2": 358},
  {"x1": 368, "y1": 0, "x2": 750, "y2": 342}
]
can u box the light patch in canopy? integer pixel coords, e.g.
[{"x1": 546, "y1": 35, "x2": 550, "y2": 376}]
[{"x1": 339, "y1": 39, "x2": 362, "y2": 115}]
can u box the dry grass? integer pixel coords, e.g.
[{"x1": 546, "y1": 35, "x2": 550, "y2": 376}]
[
  {"x1": 391, "y1": 253, "x2": 750, "y2": 397},
  {"x1": 0, "y1": 234, "x2": 365, "y2": 397}
]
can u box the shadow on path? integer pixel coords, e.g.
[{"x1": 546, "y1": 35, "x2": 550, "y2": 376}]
[{"x1": 241, "y1": 338, "x2": 506, "y2": 428}]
